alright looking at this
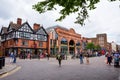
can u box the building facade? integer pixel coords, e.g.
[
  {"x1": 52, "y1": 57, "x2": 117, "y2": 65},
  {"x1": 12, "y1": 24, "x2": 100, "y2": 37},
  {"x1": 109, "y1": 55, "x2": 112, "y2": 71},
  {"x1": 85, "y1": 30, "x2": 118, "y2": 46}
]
[
  {"x1": 97, "y1": 34, "x2": 107, "y2": 49},
  {"x1": 0, "y1": 18, "x2": 48, "y2": 56},
  {"x1": 87, "y1": 33, "x2": 108, "y2": 50},
  {"x1": 46, "y1": 25, "x2": 84, "y2": 55},
  {"x1": 111, "y1": 41, "x2": 117, "y2": 52},
  {"x1": 116, "y1": 44, "x2": 120, "y2": 51},
  {"x1": 107, "y1": 42, "x2": 112, "y2": 51}
]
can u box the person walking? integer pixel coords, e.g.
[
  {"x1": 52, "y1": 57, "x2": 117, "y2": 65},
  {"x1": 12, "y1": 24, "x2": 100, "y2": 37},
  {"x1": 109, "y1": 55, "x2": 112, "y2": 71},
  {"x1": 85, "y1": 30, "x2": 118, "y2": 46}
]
[
  {"x1": 79, "y1": 51, "x2": 84, "y2": 64},
  {"x1": 85, "y1": 52, "x2": 89, "y2": 64},
  {"x1": 106, "y1": 52, "x2": 113, "y2": 65},
  {"x1": 56, "y1": 53, "x2": 62, "y2": 67},
  {"x1": 27, "y1": 52, "x2": 31, "y2": 60},
  {"x1": 113, "y1": 51, "x2": 120, "y2": 67},
  {"x1": 13, "y1": 51, "x2": 17, "y2": 63},
  {"x1": 46, "y1": 52, "x2": 50, "y2": 60},
  {"x1": 10, "y1": 51, "x2": 14, "y2": 63}
]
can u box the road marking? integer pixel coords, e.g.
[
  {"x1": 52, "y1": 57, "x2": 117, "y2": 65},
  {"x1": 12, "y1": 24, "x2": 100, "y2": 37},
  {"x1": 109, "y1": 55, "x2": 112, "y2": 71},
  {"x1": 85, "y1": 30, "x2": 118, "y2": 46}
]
[{"x1": 0, "y1": 66, "x2": 21, "y2": 78}]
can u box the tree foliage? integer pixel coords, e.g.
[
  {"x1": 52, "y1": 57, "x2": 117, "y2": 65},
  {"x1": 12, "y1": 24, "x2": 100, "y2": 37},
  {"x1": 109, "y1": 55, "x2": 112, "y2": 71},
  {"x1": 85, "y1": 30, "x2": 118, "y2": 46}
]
[
  {"x1": 94, "y1": 45, "x2": 101, "y2": 51},
  {"x1": 86, "y1": 42, "x2": 95, "y2": 50},
  {"x1": 33, "y1": 0, "x2": 118, "y2": 26}
]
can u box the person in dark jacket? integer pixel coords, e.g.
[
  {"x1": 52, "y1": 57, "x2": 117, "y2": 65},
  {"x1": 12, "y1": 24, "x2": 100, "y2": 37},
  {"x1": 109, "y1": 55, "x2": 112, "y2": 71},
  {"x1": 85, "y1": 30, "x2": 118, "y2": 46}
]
[
  {"x1": 106, "y1": 52, "x2": 112, "y2": 65},
  {"x1": 56, "y1": 53, "x2": 62, "y2": 67}
]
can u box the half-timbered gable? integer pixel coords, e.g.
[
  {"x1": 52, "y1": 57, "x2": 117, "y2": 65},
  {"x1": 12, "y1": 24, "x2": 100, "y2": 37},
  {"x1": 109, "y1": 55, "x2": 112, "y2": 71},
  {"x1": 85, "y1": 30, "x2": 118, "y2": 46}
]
[
  {"x1": 36, "y1": 27, "x2": 47, "y2": 35},
  {"x1": 16, "y1": 22, "x2": 34, "y2": 39},
  {"x1": 6, "y1": 22, "x2": 21, "y2": 40},
  {"x1": 0, "y1": 27, "x2": 7, "y2": 41},
  {"x1": 18, "y1": 22, "x2": 33, "y2": 33},
  {"x1": 1, "y1": 27, "x2": 8, "y2": 34},
  {"x1": 36, "y1": 27, "x2": 48, "y2": 41}
]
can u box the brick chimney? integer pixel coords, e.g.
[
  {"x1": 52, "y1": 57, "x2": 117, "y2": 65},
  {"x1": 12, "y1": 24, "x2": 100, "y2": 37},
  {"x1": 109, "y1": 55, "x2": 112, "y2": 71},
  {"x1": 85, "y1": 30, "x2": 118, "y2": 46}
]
[
  {"x1": 33, "y1": 23, "x2": 40, "y2": 30},
  {"x1": 17, "y1": 18, "x2": 22, "y2": 25}
]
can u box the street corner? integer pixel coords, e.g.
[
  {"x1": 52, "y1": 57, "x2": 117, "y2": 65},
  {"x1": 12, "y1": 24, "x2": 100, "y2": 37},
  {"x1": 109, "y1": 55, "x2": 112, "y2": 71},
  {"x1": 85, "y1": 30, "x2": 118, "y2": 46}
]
[{"x1": 0, "y1": 64, "x2": 21, "y2": 78}]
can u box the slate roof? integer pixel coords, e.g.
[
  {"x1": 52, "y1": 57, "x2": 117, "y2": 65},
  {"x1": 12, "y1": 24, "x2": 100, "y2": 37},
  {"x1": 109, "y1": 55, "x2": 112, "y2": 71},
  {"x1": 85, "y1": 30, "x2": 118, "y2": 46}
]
[
  {"x1": 9, "y1": 22, "x2": 21, "y2": 30},
  {"x1": 2, "y1": 27, "x2": 8, "y2": 34}
]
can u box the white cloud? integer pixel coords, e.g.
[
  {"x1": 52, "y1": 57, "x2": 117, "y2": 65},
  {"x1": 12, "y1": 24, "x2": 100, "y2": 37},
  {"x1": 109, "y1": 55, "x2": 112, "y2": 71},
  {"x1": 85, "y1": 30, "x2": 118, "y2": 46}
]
[{"x1": 0, "y1": 0, "x2": 120, "y2": 44}]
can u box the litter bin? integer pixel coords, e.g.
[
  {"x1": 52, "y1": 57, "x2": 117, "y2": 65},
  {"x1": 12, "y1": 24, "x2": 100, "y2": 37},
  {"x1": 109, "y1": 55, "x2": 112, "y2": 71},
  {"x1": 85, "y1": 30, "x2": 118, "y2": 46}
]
[
  {"x1": 0, "y1": 57, "x2": 3, "y2": 69},
  {"x1": 2, "y1": 56, "x2": 5, "y2": 67}
]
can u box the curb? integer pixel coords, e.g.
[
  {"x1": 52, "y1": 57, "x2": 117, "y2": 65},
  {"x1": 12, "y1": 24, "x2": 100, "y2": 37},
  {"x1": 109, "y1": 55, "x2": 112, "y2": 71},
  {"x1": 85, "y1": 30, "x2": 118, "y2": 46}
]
[{"x1": 0, "y1": 64, "x2": 19, "y2": 76}]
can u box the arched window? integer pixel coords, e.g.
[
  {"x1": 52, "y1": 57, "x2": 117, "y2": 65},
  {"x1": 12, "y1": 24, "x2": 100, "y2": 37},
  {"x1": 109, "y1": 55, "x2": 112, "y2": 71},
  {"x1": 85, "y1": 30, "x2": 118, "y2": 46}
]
[
  {"x1": 61, "y1": 38, "x2": 67, "y2": 45},
  {"x1": 76, "y1": 42, "x2": 80, "y2": 46}
]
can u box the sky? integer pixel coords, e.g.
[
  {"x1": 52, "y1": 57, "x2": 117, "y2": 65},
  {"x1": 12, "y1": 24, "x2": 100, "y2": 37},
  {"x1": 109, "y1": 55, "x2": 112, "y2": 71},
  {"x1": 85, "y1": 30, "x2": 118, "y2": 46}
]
[{"x1": 0, "y1": 0, "x2": 120, "y2": 44}]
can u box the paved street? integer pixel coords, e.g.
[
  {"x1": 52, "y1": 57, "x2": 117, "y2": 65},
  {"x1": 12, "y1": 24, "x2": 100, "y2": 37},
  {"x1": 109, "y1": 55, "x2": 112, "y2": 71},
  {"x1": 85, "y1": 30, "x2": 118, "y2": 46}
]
[{"x1": 0, "y1": 56, "x2": 120, "y2": 80}]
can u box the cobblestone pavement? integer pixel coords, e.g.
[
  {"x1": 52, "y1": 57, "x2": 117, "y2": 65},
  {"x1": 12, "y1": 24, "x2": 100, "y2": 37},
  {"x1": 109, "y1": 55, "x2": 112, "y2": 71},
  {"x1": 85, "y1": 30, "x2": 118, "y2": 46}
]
[{"x1": 0, "y1": 56, "x2": 120, "y2": 80}]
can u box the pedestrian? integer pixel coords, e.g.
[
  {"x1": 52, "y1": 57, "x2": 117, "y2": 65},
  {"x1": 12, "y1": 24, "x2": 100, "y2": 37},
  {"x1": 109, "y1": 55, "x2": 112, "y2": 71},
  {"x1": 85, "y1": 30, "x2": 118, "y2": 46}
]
[
  {"x1": 79, "y1": 51, "x2": 84, "y2": 64},
  {"x1": 85, "y1": 52, "x2": 89, "y2": 64},
  {"x1": 39, "y1": 53, "x2": 42, "y2": 59},
  {"x1": 56, "y1": 53, "x2": 62, "y2": 67},
  {"x1": 23, "y1": 51, "x2": 26, "y2": 59},
  {"x1": 95, "y1": 51, "x2": 98, "y2": 57},
  {"x1": 46, "y1": 53, "x2": 50, "y2": 60},
  {"x1": 13, "y1": 51, "x2": 17, "y2": 63},
  {"x1": 27, "y1": 52, "x2": 31, "y2": 60},
  {"x1": 106, "y1": 52, "x2": 112, "y2": 65},
  {"x1": 10, "y1": 51, "x2": 14, "y2": 63},
  {"x1": 113, "y1": 51, "x2": 120, "y2": 67}
]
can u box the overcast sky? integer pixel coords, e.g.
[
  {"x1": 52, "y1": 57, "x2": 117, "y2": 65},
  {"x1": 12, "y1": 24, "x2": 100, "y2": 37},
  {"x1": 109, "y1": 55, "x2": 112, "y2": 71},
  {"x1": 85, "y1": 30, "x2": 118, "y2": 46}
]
[{"x1": 0, "y1": 0, "x2": 120, "y2": 44}]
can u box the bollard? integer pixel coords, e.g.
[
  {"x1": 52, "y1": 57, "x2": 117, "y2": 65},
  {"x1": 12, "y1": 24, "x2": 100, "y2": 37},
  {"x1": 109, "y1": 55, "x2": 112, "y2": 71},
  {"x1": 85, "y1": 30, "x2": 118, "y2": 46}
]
[{"x1": 0, "y1": 57, "x2": 3, "y2": 69}]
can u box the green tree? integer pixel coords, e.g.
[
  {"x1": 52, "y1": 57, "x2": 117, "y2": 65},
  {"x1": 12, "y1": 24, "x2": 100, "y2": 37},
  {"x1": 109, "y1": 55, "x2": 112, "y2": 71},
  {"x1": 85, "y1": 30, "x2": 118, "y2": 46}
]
[
  {"x1": 86, "y1": 42, "x2": 95, "y2": 50},
  {"x1": 33, "y1": 0, "x2": 118, "y2": 26},
  {"x1": 94, "y1": 45, "x2": 101, "y2": 51}
]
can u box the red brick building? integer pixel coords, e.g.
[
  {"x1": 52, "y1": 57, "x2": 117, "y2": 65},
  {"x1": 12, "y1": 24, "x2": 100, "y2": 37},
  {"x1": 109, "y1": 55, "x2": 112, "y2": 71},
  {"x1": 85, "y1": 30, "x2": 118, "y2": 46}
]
[
  {"x1": 87, "y1": 33, "x2": 108, "y2": 50},
  {"x1": 0, "y1": 18, "x2": 48, "y2": 56},
  {"x1": 46, "y1": 25, "x2": 84, "y2": 55}
]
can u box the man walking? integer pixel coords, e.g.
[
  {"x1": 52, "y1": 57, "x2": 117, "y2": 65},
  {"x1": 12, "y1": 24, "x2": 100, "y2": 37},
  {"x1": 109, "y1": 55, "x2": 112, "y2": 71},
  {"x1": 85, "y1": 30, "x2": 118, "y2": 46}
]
[{"x1": 56, "y1": 53, "x2": 62, "y2": 67}]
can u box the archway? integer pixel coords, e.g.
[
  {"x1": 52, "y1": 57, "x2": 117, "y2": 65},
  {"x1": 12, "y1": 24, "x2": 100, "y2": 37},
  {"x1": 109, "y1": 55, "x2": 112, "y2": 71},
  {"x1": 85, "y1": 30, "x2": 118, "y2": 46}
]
[
  {"x1": 69, "y1": 40, "x2": 75, "y2": 55},
  {"x1": 61, "y1": 38, "x2": 68, "y2": 54}
]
